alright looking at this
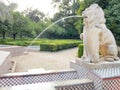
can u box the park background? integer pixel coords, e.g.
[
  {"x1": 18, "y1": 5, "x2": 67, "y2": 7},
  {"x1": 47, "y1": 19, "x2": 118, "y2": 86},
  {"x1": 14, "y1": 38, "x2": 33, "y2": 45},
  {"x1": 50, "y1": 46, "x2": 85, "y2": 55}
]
[
  {"x1": 0, "y1": 0, "x2": 120, "y2": 45},
  {"x1": 0, "y1": 0, "x2": 120, "y2": 51}
]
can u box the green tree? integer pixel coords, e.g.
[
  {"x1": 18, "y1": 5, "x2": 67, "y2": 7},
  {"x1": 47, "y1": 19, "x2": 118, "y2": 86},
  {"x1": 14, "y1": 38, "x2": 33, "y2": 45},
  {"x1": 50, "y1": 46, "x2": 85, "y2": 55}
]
[
  {"x1": 52, "y1": 0, "x2": 80, "y2": 39},
  {"x1": 40, "y1": 19, "x2": 67, "y2": 39},
  {"x1": 24, "y1": 9, "x2": 45, "y2": 23},
  {"x1": 0, "y1": 20, "x2": 12, "y2": 39},
  {"x1": 105, "y1": 0, "x2": 120, "y2": 41},
  {"x1": 8, "y1": 3, "x2": 18, "y2": 11},
  {"x1": 24, "y1": 19, "x2": 37, "y2": 38},
  {"x1": 45, "y1": 24, "x2": 67, "y2": 39},
  {"x1": 0, "y1": 1, "x2": 12, "y2": 22},
  {"x1": 0, "y1": 1, "x2": 13, "y2": 39},
  {"x1": 12, "y1": 12, "x2": 30, "y2": 39},
  {"x1": 76, "y1": 0, "x2": 120, "y2": 41}
]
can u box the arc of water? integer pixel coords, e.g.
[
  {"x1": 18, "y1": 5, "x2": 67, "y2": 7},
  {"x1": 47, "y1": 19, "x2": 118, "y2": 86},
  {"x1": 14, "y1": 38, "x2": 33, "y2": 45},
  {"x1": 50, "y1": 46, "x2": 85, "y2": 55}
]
[{"x1": 26, "y1": 15, "x2": 83, "y2": 51}]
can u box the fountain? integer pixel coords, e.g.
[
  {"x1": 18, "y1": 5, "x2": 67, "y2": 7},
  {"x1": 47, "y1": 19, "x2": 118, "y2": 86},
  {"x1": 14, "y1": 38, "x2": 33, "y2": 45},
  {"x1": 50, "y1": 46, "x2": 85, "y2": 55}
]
[
  {"x1": 0, "y1": 3, "x2": 120, "y2": 90},
  {"x1": 26, "y1": 15, "x2": 83, "y2": 51}
]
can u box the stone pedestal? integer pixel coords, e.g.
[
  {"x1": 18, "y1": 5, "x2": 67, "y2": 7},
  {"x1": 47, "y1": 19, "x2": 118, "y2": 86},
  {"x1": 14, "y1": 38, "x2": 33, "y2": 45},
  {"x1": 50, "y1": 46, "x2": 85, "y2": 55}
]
[{"x1": 70, "y1": 58, "x2": 120, "y2": 90}]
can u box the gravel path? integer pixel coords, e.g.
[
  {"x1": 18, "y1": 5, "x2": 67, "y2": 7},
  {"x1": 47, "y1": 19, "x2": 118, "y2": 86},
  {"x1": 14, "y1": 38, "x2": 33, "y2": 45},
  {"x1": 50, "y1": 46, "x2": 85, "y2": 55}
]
[{"x1": 11, "y1": 48, "x2": 78, "y2": 72}]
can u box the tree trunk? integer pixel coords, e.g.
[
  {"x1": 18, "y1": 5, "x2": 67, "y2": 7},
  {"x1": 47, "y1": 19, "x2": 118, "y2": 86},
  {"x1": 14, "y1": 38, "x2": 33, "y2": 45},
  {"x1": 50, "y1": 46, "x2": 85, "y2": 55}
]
[
  {"x1": 13, "y1": 34, "x2": 16, "y2": 40},
  {"x1": 20, "y1": 33, "x2": 23, "y2": 39},
  {"x1": 2, "y1": 31, "x2": 6, "y2": 39},
  {"x1": 20, "y1": 33, "x2": 22, "y2": 39}
]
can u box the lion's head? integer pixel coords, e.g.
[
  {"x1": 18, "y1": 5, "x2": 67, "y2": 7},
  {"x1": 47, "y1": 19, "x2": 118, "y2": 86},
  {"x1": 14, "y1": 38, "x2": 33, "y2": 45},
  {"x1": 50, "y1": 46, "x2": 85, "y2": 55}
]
[{"x1": 82, "y1": 4, "x2": 106, "y2": 25}]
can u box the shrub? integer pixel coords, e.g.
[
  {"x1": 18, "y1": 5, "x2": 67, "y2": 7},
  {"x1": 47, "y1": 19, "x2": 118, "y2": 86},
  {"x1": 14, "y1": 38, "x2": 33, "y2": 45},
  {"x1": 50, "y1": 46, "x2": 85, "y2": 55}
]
[
  {"x1": 0, "y1": 39, "x2": 82, "y2": 51},
  {"x1": 77, "y1": 44, "x2": 102, "y2": 58},
  {"x1": 78, "y1": 44, "x2": 84, "y2": 58},
  {"x1": 40, "y1": 43, "x2": 57, "y2": 51},
  {"x1": 117, "y1": 41, "x2": 120, "y2": 46},
  {"x1": 4, "y1": 41, "x2": 29, "y2": 46},
  {"x1": 40, "y1": 42, "x2": 81, "y2": 51}
]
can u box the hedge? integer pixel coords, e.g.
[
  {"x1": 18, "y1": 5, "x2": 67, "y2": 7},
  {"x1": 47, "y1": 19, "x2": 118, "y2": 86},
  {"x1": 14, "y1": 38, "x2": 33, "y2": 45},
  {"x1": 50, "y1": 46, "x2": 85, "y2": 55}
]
[
  {"x1": 40, "y1": 42, "x2": 81, "y2": 51},
  {"x1": 78, "y1": 44, "x2": 84, "y2": 58},
  {"x1": 0, "y1": 39, "x2": 81, "y2": 46},
  {"x1": 77, "y1": 44, "x2": 104, "y2": 58},
  {"x1": 117, "y1": 41, "x2": 120, "y2": 46}
]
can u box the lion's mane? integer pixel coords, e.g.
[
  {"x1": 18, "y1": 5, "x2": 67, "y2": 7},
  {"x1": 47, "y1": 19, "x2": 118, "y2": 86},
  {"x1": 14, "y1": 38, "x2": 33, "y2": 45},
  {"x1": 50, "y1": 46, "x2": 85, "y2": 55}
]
[{"x1": 82, "y1": 4, "x2": 106, "y2": 25}]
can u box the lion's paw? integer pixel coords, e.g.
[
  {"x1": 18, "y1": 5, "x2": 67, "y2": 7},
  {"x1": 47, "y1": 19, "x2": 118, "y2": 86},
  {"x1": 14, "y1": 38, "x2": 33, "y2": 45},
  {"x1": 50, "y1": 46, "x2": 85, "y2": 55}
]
[{"x1": 105, "y1": 58, "x2": 114, "y2": 62}]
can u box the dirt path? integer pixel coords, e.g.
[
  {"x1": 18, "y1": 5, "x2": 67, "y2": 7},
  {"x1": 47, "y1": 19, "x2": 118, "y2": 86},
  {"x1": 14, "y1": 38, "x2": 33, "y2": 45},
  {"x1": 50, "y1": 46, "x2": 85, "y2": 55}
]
[{"x1": 11, "y1": 48, "x2": 78, "y2": 72}]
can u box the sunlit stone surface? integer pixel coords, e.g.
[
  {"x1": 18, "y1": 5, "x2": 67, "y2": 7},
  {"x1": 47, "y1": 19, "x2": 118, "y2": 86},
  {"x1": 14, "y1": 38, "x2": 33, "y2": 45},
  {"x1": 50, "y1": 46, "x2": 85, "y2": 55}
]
[{"x1": 0, "y1": 51, "x2": 12, "y2": 74}]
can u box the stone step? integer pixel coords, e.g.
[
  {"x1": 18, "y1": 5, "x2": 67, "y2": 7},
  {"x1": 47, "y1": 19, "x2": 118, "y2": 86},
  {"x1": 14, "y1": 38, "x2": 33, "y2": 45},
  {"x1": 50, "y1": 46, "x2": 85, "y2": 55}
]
[
  {"x1": 0, "y1": 70, "x2": 79, "y2": 87},
  {"x1": 0, "y1": 79, "x2": 94, "y2": 90},
  {"x1": 28, "y1": 68, "x2": 45, "y2": 73},
  {"x1": 55, "y1": 79, "x2": 94, "y2": 90}
]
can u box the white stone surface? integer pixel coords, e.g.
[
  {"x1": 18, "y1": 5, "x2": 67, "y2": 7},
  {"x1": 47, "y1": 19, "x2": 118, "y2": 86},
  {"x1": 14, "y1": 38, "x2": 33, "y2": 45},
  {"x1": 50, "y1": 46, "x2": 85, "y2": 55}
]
[
  {"x1": 0, "y1": 51, "x2": 12, "y2": 74},
  {"x1": 0, "y1": 51, "x2": 10, "y2": 66},
  {"x1": 76, "y1": 58, "x2": 120, "y2": 69},
  {"x1": 0, "y1": 46, "x2": 25, "y2": 57}
]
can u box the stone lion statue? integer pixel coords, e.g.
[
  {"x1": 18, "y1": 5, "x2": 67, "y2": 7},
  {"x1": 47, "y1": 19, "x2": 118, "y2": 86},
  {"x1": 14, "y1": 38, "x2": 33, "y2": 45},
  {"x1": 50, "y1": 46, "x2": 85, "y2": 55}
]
[{"x1": 80, "y1": 4, "x2": 119, "y2": 63}]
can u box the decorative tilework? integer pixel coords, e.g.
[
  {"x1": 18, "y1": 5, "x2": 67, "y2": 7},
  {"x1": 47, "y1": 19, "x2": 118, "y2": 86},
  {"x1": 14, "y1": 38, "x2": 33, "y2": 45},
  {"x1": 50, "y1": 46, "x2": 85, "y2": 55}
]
[
  {"x1": 103, "y1": 78, "x2": 120, "y2": 90},
  {"x1": 55, "y1": 79, "x2": 94, "y2": 90},
  {"x1": 71, "y1": 62, "x2": 102, "y2": 90},
  {"x1": 0, "y1": 71, "x2": 79, "y2": 87},
  {"x1": 71, "y1": 61, "x2": 120, "y2": 90},
  {"x1": 55, "y1": 83, "x2": 94, "y2": 90}
]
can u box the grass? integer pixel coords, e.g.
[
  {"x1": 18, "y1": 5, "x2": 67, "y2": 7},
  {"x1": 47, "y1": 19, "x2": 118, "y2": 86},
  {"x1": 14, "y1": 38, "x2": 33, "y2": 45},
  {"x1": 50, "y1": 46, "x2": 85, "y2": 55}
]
[{"x1": 0, "y1": 38, "x2": 82, "y2": 46}]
